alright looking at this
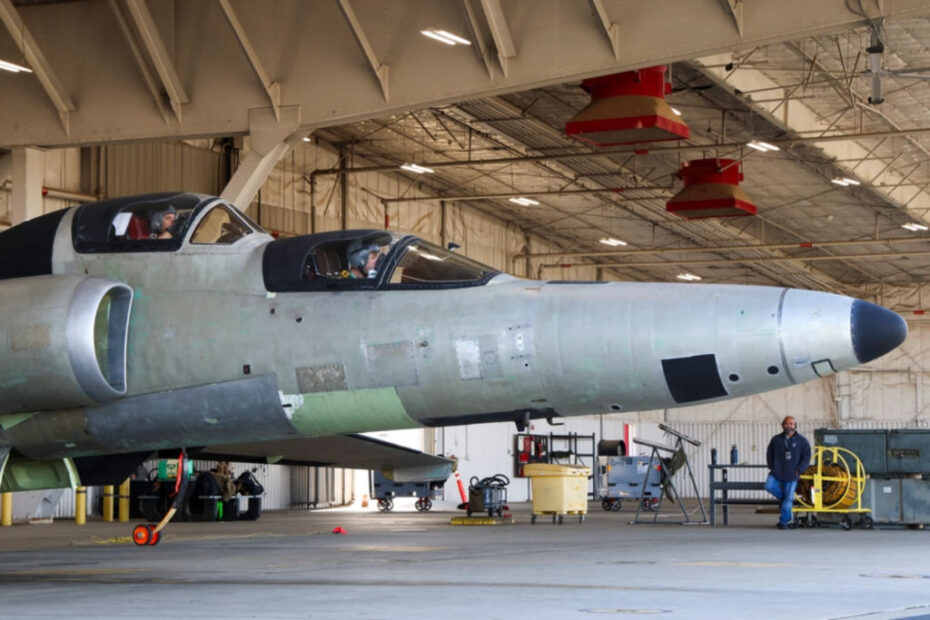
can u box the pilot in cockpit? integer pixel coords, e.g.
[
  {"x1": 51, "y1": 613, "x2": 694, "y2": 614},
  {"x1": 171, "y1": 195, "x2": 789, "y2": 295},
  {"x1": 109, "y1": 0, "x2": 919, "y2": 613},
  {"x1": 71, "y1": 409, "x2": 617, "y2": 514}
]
[
  {"x1": 346, "y1": 241, "x2": 382, "y2": 279},
  {"x1": 149, "y1": 206, "x2": 177, "y2": 239}
]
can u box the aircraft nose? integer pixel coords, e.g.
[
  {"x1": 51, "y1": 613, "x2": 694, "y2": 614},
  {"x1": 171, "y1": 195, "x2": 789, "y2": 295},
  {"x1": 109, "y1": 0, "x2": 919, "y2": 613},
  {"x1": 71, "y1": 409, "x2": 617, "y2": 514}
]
[{"x1": 850, "y1": 300, "x2": 907, "y2": 364}]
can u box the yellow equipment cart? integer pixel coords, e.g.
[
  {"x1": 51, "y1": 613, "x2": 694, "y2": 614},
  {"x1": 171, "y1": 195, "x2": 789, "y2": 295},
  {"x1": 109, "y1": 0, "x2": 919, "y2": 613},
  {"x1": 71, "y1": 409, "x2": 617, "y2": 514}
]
[
  {"x1": 793, "y1": 446, "x2": 873, "y2": 530},
  {"x1": 524, "y1": 463, "x2": 590, "y2": 524}
]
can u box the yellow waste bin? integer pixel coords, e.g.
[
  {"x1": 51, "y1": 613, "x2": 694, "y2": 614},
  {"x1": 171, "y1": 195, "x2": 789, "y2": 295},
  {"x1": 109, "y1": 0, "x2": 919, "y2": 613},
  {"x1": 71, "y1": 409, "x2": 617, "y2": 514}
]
[{"x1": 523, "y1": 463, "x2": 590, "y2": 524}]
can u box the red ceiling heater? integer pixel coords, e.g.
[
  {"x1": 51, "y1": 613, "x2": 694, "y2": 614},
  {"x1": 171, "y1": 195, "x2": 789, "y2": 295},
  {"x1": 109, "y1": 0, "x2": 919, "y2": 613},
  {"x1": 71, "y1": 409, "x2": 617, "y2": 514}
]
[
  {"x1": 666, "y1": 158, "x2": 757, "y2": 219},
  {"x1": 565, "y1": 66, "x2": 690, "y2": 146}
]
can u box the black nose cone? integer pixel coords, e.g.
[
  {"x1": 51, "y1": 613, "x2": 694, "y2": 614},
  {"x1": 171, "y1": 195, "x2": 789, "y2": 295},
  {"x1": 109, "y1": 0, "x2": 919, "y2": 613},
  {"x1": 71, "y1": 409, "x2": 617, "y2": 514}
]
[{"x1": 851, "y1": 300, "x2": 907, "y2": 364}]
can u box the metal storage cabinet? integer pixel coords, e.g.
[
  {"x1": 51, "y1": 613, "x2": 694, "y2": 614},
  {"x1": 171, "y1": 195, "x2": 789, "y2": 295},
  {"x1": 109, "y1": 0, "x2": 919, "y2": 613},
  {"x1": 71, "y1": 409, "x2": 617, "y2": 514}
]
[
  {"x1": 815, "y1": 429, "x2": 887, "y2": 474},
  {"x1": 862, "y1": 478, "x2": 902, "y2": 523},
  {"x1": 901, "y1": 479, "x2": 930, "y2": 523},
  {"x1": 887, "y1": 431, "x2": 930, "y2": 475}
]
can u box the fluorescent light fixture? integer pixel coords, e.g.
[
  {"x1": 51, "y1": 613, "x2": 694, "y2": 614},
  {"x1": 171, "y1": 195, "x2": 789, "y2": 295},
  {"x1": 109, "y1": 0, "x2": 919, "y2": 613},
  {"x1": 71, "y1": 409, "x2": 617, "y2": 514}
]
[
  {"x1": 599, "y1": 237, "x2": 628, "y2": 247},
  {"x1": 0, "y1": 59, "x2": 32, "y2": 73},
  {"x1": 676, "y1": 273, "x2": 702, "y2": 281},
  {"x1": 902, "y1": 222, "x2": 929, "y2": 232},
  {"x1": 670, "y1": 107, "x2": 682, "y2": 116},
  {"x1": 508, "y1": 197, "x2": 540, "y2": 206},
  {"x1": 420, "y1": 28, "x2": 471, "y2": 46},
  {"x1": 747, "y1": 141, "x2": 779, "y2": 152},
  {"x1": 302, "y1": 136, "x2": 311, "y2": 142},
  {"x1": 400, "y1": 163, "x2": 435, "y2": 174},
  {"x1": 831, "y1": 176, "x2": 859, "y2": 186}
]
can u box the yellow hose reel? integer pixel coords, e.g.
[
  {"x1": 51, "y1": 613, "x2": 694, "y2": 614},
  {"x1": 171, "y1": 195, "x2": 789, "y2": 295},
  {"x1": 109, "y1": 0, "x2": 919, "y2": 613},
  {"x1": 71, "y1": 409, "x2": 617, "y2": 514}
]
[{"x1": 795, "y1": 446, "x2": 872, "y2": 530}]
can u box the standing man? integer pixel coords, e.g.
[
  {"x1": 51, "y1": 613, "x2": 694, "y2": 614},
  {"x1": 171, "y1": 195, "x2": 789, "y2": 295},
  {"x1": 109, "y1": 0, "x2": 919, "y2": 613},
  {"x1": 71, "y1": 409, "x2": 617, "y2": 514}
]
[{"x1": 765, "y1": 415, "x2": 811, "y2": 529}]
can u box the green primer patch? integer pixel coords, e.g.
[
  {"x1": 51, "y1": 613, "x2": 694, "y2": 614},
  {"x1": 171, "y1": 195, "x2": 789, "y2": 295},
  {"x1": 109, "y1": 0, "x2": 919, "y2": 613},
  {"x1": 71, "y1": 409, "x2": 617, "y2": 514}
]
[{"x1": 289, "y1": 388, "x2": 418, "y2": 436}]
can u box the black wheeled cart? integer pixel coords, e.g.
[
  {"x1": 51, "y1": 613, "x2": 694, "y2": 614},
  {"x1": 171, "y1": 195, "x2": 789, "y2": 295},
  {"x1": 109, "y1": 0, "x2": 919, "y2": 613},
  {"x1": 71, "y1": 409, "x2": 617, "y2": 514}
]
[{"x1": 370, "y1": 470, "x2": 443, "y2": 512}]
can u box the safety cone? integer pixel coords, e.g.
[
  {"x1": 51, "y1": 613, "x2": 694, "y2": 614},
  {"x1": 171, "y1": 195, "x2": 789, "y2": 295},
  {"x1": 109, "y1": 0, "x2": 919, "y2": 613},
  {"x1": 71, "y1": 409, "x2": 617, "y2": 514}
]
[{"x1": 361, "y1": 494, "x2": 369, "y2": 508}]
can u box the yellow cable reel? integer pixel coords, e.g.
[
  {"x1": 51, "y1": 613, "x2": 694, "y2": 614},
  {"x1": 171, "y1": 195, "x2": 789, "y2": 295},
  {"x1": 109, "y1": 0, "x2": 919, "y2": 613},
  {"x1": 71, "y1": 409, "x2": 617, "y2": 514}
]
[{"x1": 796, "y1": 446, "x2": 867, "y2": 511}]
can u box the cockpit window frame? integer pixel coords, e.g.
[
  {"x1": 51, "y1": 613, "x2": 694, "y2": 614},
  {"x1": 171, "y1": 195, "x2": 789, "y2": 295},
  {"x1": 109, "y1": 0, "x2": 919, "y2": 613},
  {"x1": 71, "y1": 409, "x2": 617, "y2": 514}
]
[
  {"x1": 71, "y1": 193, "x2": 261, "y2": 254},
  {"x1": 261, "y1": 230, "x2": 501, "y2": 293}
]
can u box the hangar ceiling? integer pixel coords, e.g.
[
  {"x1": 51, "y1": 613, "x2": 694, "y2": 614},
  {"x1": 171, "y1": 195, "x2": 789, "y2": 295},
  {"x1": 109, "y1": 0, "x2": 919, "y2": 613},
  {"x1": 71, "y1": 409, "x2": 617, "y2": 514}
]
[{"x1": 2, "y1": 0, "x2": 930, "y2": 299}]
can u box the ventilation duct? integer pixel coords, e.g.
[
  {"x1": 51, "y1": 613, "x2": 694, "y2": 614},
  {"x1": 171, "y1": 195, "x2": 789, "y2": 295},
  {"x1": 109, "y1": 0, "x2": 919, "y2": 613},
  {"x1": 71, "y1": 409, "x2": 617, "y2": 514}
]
[
  {"x1": 565, "y1": 66, "x2": 690, "y2": 146},
  {"x1": 666, "y1": 159, "x2": 757, "y2": 219}
]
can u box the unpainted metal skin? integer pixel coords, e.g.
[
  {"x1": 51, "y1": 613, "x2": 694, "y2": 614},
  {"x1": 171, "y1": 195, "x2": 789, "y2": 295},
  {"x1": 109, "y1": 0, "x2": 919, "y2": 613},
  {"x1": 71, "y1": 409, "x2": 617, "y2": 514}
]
[{"x1": 0, "y1": 193, "x2": 908, "y2": 490}]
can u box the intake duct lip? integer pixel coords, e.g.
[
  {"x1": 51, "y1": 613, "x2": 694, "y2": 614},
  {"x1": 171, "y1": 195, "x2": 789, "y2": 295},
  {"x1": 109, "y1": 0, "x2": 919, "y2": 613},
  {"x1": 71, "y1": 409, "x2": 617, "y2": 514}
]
[{"x1": 66, "y1": 277, "x2": 133, "y2": 401}]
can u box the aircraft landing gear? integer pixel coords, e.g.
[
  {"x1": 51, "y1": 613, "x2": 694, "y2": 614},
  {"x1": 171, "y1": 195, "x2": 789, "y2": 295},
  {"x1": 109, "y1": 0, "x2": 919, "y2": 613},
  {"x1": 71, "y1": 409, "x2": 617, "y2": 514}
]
[{"x1": 133, "y1": 449, "x2": 188, "y2": 547}]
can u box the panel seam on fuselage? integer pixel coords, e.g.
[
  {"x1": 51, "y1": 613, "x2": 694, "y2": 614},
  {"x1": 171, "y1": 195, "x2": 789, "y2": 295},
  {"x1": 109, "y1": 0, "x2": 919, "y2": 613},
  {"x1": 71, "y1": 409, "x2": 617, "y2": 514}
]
[{"x1": 776, "y1": 288, "x2": 797, "y2": 385}]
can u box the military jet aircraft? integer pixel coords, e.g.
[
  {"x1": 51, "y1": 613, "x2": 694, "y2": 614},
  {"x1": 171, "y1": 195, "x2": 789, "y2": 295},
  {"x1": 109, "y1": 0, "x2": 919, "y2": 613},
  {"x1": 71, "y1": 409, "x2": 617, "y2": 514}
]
[{"x1": 0, "y1": 192, "x2": 908, "y2": 499}]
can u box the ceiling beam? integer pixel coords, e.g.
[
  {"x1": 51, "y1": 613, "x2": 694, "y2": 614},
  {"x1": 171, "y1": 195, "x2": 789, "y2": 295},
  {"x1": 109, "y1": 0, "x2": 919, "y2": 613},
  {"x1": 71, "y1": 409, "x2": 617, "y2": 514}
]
[
  {"x1": 217, "y1": 0, "x2": 280, "y2": 120},
  {"x1": 479, "y1": 0, "x2": 516, "y2": 77},
  {"x1": 518, "y1": 235, "x2": 930, "y2": 260},
  {"x1": 311, "y1": 126, "x2": 930, "y2": 177},
  {"x1": 589, "y1": 0, "x2": 620, "y2": 60},
  {"x1": 720, "y1": 0, "x2": 743, "y2": 37},
  {"x1": 461, "y1": 0, "x2": 495, "y2": 77},
  {"x1": 106, "y1": 0, "x2": 171, "y2": 125},
  {"x1": 123, "y1": 0, "x2": 189, "y2": 122},
  {"x1": 544, "y1": 249, "x2": 930, "y2": 271},
  {"x1": 337, "y1": 0, "x2": 389, "y2": 101},
  {"x1": 0, "y1": 0, "x2": 75, "y2": 134}
]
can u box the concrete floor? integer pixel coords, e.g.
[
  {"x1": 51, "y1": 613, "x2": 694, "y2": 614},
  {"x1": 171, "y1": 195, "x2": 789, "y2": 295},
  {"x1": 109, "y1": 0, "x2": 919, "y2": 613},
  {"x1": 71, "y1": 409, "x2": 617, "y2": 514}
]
[{"x1": 0, "y1": 500, "x2": 928, "y2": 620}]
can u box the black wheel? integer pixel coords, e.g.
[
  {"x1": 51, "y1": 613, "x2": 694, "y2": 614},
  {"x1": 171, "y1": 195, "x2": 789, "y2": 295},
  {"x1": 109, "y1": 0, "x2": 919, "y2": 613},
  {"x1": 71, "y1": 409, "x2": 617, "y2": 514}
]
[
  {"x1": 840, "y1": 515, "x2": 853, "y2": 531},
  {"x1": 860, "y1": 515, "x2": 874, "y2": 530},
  {"x1": 377, "y1": 499, "x2": 388, "y2": 512},
  {"x1": 601, "y1": 499, "x2": 612, "y2": 511},
  {"x1": 531, "y1": 515, "x2": 537, "y2": 524},
  {"x1": 611, "y1": 500, "x2": 621, "y2": 512},
  {"x1": 385, "y1": 498, "x2": 394, "y2": 511},
  {"x1": 423, "y1": 498, "x2": 432, "y2": 512}
]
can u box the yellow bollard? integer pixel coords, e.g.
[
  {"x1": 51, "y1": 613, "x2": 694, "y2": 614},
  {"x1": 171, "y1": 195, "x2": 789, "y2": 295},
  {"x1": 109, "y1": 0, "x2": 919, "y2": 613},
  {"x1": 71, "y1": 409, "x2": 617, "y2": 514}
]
[
  {"x1": 102, "y1": 485, "x2": 114, "y2": 522},
  {"x1": 1, "y1": 492, "x2": 12, "y2": 526},
  {"x1": 75, "y1": 486, "x2": 86, "y2": 525},
  {"x1": 118, "y1": 478, "x2": 130, "y2": 523}
]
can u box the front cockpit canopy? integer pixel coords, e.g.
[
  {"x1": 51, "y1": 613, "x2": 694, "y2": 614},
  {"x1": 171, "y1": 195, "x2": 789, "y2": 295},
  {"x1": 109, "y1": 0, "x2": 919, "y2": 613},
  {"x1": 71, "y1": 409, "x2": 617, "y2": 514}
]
[{"x1": 263, "y1": 230, "x2": 499, "y2": 291}]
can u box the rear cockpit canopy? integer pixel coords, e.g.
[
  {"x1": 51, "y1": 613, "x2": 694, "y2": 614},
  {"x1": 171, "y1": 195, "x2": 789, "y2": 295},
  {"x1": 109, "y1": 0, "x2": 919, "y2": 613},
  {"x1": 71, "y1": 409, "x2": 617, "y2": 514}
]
[
  {"x1": 262, "y1": 229, "x2": 499, "y2": 292},
  {"x1": 72, "y1": 192, "x2": 260, "y2": 253}
]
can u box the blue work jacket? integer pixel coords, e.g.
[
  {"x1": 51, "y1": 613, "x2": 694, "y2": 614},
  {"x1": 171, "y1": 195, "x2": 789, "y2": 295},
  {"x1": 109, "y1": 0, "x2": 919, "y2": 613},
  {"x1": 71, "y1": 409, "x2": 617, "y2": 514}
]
[{"x1": 766, "y1": 432, "x2": 812, "y2": 482}]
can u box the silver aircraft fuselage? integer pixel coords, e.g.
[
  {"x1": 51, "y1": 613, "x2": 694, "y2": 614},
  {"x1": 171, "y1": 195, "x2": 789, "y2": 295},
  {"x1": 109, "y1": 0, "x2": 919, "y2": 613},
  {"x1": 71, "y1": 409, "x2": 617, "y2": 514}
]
[{"x1": 0, "y1": 193, "x2": 908, "y2": 486}]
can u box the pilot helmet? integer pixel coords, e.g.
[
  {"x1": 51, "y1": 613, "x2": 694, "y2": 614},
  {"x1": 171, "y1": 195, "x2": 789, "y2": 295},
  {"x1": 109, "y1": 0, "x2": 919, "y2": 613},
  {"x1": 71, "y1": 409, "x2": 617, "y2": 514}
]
[
  {"x1": 347, "y1": 241, "x2": 380, "y2": 269},
  {"x1": 150, "y1": 205, "x2": 177, "y2": 234}
]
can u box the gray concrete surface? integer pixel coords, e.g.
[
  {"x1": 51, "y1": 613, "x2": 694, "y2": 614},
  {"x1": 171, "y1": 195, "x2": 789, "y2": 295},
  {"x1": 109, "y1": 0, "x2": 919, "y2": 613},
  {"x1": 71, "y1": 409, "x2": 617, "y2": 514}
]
[{"x1": 0, "y1": 500, "x2": 928, "y2": 619}]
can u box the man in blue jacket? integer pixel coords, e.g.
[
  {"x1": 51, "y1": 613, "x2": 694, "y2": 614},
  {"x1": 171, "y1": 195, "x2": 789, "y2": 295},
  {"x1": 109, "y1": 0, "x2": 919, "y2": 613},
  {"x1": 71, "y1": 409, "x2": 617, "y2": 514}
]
[{"x1": 765, "y1": 416, "x2": 812, "y2": 529}]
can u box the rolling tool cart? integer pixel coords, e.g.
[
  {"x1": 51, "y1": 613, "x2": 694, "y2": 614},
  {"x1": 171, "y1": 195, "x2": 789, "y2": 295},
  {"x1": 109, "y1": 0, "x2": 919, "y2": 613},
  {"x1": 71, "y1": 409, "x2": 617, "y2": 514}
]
[
  {"x1": 467, "y1": 474, "x2": 510, "y2": 517},
  {"x1": 598, "y1": 456, "x2": 663, "y2": 512},
  {"x1": 370, "y1": 470, "x2": 443, "y2": 512}
]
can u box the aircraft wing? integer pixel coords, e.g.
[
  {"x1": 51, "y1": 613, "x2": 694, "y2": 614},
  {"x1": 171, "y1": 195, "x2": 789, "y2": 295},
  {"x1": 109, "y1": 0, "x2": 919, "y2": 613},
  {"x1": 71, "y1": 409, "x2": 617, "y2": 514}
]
[{"x1": 191, "y1": 434, "x2": 454, "y2": 483}]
